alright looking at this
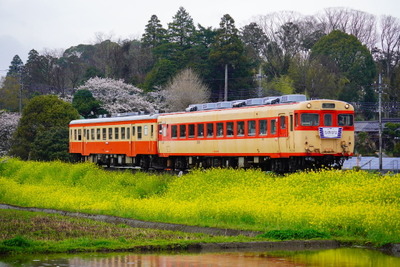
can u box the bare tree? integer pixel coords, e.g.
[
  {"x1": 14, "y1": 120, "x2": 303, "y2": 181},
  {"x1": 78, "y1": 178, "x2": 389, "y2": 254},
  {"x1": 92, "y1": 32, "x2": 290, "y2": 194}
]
[
  {"x1": 317, "y1": 7, "x2": 377, "y2": 49},
  {"x1": 379, "y1": 15, "x2": 400, "y2": 79},
  {"x1": 162, "y1": 68, "x2": 210, "y2": 112}
]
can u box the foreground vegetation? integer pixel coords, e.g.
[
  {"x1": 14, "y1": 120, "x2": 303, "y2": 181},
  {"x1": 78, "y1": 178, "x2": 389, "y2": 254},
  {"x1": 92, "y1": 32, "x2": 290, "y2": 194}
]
[
  {"x1": 0, "y1": 158, "x2": 399, "y2": 252},
  {"x1": 0, "y1": 209, "x2": 256, "y2": 254}
]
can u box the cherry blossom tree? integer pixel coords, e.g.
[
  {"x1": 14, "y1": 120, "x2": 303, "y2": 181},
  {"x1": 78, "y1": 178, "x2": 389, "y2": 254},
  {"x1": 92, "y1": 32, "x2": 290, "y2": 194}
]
[
  {"x1": 77, "y1": 77, "x2": 156, "y2": 114},
  {"x1": 0, "y1": 111, "x2": 21, "y2": 156}
]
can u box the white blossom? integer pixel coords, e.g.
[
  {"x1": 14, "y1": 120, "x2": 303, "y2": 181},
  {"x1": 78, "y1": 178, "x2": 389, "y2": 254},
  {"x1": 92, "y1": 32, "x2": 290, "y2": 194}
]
[
  {"x1": 0, "y1": 111, "x2": 21, "y2": 156},
  {"x1": 77, "y1": 77, "x2": 156, "y2": 114}
]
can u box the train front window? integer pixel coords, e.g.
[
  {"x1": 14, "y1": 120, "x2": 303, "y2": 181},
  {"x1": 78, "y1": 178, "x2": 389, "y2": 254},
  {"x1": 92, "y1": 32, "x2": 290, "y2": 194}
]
[
  {"x1": 324, "y1": 114, "x2": 332, "y2": 126},
  {"x1": 338, "y1": 114, "x2": 353, "y2": 126},
  {"x1": 301, "y1": 113, "x2": 319, "y2": 126}
]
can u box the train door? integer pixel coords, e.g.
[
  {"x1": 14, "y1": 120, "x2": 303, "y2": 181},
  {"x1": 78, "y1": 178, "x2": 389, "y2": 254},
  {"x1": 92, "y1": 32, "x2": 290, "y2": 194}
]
[
  {"x1": 130, "y1": 124, "x2": 136, "y2": 156},
  {"x1": 288, "y1": 113, "x2": 295, "y2": 151},
  {"x1": 277, "y1": 114, "x2": 288, "y2": 152}
]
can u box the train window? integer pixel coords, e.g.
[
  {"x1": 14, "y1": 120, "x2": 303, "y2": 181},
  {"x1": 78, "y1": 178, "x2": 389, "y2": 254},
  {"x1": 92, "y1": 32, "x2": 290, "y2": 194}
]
[
  {"x1": 108, "y1": 128, "x2": 113, "y2": 140},
  {"x1": 259, "y1": 120, "x2": 267, "y2": 135},
  {"x1": 290, "y1": 115, "x2": 294, "y2": 131},
  {"x1": 151, "y1": 125, "x2": 154, "y2": 138},
  {"x1": 324, "y1": 114, "x2": 332, "y2": 126},
  {"x1": 172, "y1": 125, "x2": 178, "y2": 138},
  {"x1": 132, "y1": 126, "x2": 136, "y2": 137},
  {"x1": 271, "y1": 120, "x2": 276, "y2": 135},
  {"x1": 338, "y1": 114, "x2": 353, "y2": 126},
  {"x1": 91, "y1": 129, "x2": 95, "y2": 140},
  {"x1": 248, "y1": 120, "x2": 256, "y2": 136},
  {"x1": 188, "y1": 124, "x2": 195, "y2": 138},
  {"x1": 197, "y1": 124, "x2": 204, "y2": 138},
  {"x1": 85, "y1": 129, "x2": 89, "y2": 140},
  {"x1": 237, "y1": 121, "x2": 245, "y2": 136},
  {"x1": 96, "y1": 129, "x2": 100, "y2": 140},
  {"x1": 127, "y1": 127, "x2": 130, "y2": 139},
  {"x1": 78, "y1": 129, "x2": 82, "y2": 141},
  {"x1": 280, "y1": 116, "x2": 286, "y2": 129},
  {"x1": 162, "y1": 125, "x2": 168, "y2": 137},
  {"x1": 115, "y1": 127, "x2": 119, "y2": 140},
  {"x1": 74, "y1": 129, "x2": 77, "y2": 141},
  {"x1": 102, "y1": 128, "x2": 107, "y2": 140},
  {"x1": 138, "y1": 126, "x2": 142, "y2": 140},
  {"x1": 180, "y1": 125, "x2": 186, "y2": 138},
  {"x1": 121, "y1": 127, "x2": 126, "y2": 139},
  {"x1": 227, "y1": 122, "x2": 234, "y2": 137},
  {"x1": 217, "y1": 123, "x2": 224, "y2": 137},
  {"x1": 207, "y1": 123, "x2": 214, "y2": 137},
  {"x1": 301, "y1": 113, "x2": 319, "y2": 126},
  {"x1": 144, "y1": 125, "x2": 148, "y2": 136}
]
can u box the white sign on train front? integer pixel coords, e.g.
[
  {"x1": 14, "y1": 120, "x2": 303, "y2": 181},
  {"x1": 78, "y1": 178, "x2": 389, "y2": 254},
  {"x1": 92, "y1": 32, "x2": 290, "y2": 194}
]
[{"x1": 319, "y1": 127, "x2": 343, "y2": 139}]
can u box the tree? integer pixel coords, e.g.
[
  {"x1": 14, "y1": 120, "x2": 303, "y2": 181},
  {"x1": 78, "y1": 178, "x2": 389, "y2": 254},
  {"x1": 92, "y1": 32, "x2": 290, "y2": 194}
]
[
  {"x1": 209, "y1": 14, "x2": 254, "y2": 100},
  {"x1": 72, "y1": 89, "x2": 106, "y2": 118},
  {"x1": 311, "y1": 30, "x2": 376, "y2": 102},
  {"x1": 30, "y1": 127, "x2": 71, "y2": 161},
  {"x1": 7, "y1": 55, "x2": 24, "y2": 78},
  {"x1": 0, "y1": 111, "x2": 20, "y2": 156},
  {"x1": 9, "y1": 95, "x2": 79, "y2": 160},
  {"x1": 167, "y1": 7, "x2": 196, "y2": 48},
  {"x1": 77, "y1": 77, "x2": 155, "y2": 114},
  {"x1": 162, "y1": 68, "x2": 210, "y2": 112},
  {"x1": 141, "y1": 15, "x2": 167, "y2": 48}
]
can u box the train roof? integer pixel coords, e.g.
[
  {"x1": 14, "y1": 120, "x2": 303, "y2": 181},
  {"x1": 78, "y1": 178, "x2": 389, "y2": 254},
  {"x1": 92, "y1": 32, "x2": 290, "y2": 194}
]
[{"x1": 69, "y1": 113, "x2": 159, "y2": 125}]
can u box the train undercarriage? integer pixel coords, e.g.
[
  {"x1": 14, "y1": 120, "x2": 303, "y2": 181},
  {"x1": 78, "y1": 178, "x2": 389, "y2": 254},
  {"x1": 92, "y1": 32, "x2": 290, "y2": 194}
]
[{"x1": 76, "y1": 153, "x2": 347, "y2": 173}]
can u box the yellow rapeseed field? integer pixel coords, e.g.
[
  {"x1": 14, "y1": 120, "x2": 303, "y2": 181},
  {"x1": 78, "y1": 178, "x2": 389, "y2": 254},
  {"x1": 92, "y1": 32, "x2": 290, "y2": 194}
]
[{"x1": 0, "y1": 158, "x2": 399, "y2": 245}]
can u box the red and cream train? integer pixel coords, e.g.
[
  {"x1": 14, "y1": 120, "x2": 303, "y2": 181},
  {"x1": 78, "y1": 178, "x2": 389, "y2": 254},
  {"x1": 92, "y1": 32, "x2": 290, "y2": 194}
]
[{"x1": 69, "y1": 95, "x2": 354, "y2": 173}]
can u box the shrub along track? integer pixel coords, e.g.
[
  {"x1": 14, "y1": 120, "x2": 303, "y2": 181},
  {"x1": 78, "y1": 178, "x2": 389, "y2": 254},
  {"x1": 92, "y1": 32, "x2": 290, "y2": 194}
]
[{"x1": 2, "y1": 203, "x2": 399, "y2": 255}]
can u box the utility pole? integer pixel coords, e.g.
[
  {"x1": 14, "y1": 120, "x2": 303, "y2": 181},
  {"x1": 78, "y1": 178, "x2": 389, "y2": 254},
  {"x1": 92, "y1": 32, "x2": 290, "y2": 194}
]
[
  {"x1": 224, "y1": 64, "x2": 228, "y2": 101},
  {"x1": 378, "y1": 73, "x2": 383, "y2": 172}
]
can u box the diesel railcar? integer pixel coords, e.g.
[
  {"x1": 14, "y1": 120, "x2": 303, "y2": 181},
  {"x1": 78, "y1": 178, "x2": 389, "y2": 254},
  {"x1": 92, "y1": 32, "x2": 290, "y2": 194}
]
[{"x1": 69, "y1": 95, "x2": 354, "y2": 172}]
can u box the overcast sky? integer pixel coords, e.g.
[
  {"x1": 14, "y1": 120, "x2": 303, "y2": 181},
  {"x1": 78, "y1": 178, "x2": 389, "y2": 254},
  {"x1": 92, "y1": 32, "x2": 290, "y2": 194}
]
[{"x1": 1, "y1": 0, "x2": 399, "y2": 77}]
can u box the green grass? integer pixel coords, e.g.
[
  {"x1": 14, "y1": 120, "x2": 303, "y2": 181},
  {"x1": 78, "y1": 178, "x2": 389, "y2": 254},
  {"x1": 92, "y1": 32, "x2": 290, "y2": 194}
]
[
  {"x1": 0, "y1": 209, "x2": 258, "y2": 255},
  {"x1": 0, "y1": 157, "x2": 399, "y2": 247}
]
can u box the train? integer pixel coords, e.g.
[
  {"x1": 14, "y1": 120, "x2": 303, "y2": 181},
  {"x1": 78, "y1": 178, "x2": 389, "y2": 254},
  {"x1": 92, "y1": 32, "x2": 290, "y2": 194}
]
[{"x1": 69, "y1": 94, "x2": 354, "y2": 173}]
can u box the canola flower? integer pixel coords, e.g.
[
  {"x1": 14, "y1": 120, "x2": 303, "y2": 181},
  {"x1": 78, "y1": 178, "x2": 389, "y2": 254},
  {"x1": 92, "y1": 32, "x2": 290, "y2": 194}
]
[{"x1": 0, "y1": 158, "x2": 399, "y2": 245}]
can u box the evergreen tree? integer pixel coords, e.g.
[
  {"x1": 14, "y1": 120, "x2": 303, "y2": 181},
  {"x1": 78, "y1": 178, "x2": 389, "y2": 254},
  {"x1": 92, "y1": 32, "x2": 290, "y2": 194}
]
[
  {"x1": 9, "y1": 95, "x2": 79, "y2": 160},
  {"x1": 167, "y1": 7, "x2": 196, "y2": 48},
  {"x1": 7, "y1": 55, "x2": 24, "y2": 78},
  {"x1": 209, "y1": 14, "x2": 254, "y2": 100},
  {"x1": 141, "y1": 15, "x2": 167, "y2": 48}
]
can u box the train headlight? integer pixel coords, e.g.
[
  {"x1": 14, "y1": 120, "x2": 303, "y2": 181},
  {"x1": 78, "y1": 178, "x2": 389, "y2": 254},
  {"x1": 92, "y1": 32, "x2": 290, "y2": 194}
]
[
  {"x1": 306, "y1": 103, "x2": 312, "y2": 109},
  {"x1": 345, "y1": 104, "x2": 350, "y2": 109}
]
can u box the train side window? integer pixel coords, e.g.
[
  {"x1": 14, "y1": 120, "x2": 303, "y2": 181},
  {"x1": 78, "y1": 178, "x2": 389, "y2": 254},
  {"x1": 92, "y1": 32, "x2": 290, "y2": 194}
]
[
  {"x1": 227, "y1": 122, "x2": 234, "y2": 137},
  {"x1": 188, "y1": 124, "x2": 195, "y2": 138},
  {"x1": 108, "y1": 128, "x2": 113, "y2": 140},
  {"x1": 271, "y1": 120, "x2": 277, "y2": 135},
  {"x1": 172, "y1": 125, "x2": 178, "y2": 138},
  {"x1": 324, "y1": 114, "x2": 332, "y2": 126},
  {"x1": 121, "y1": 127, "x2": 126, "y2": 139},
  {"x1": 301, "y1": 113, "x2": 319, "y2": 126},
  {"x1": 179, "y1": 124, "x2": 186, "y2": 138},
  {"x1": 115, "y1": 127, "x2": 119, "y2": 140},
  {"x1": 217, "y1": 123, "x2": 224, "y2": 137},
  {"x1": 197, "y1": 124, "x2": 204, "y2": 138},
  {"x1": 248, "y1": 120, "x2": 256, "y2": 136},
  {"x1": 259, "y1": 120, "x2": 267, "y2": 135},
  {"x1": 138, "y1": 126, "x2": 142, "y2": 140},
  {"x1": 91, "y1": 129, "x2": 95, "y2": 140},
  {"x1": 338, "y1": 114, "x2": 353, "y2": 126},
  {"x1": 74, "y1": 129, "x2": 77, "y2": 141},
  {"x1": 127, "y1": 127, "x2": 130, "y2": 139},
  {"x1": 207, "y1": 123, "x2": 214, "y2": 137},
  {"x1": 96, "y1": 129, "x2": 100, "y2": 140},
  {"x1": 78, "y1": 129, "x2": 82, "y2": 141},
  {"x1": 151, "y1": 125, "x2": 154, "y2": 138},
  {"x1": 102, "y1": 128, "x2": 107, "y2": 140},
  {"x1": 132, "y1": 126, "x2": 136, "y2": 137},
  {"x1": 144, "y1": 125, "x2": 148, "y2": 136},
  {"x1": 237, "y1": 121, "x2": 245, "y2": 136},
  {"x1": 280, "y1": 116, "x2": 286, "y2": 129}
]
